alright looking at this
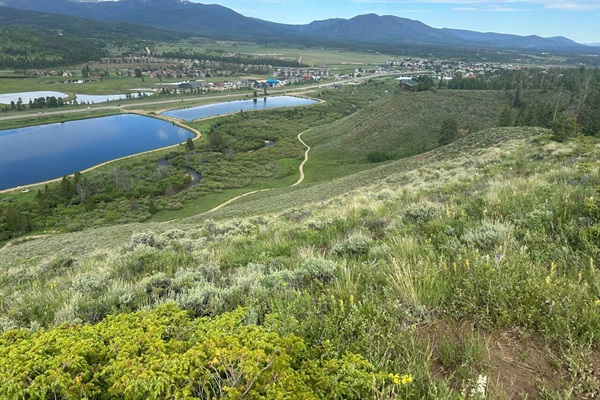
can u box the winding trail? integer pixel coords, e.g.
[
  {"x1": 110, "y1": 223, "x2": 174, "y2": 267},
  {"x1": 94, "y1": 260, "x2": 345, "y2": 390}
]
[
  {"x1": 292, "y1": 128, "x2": 312, "y2": 187},
  {"x1": 202, "y1": 127, "x2": 312, "y2": 214},
  {"x1": 1, "y1": 232, "x2": 59, "y2": 251},
  {"x1": 205, "y1": 188, "x2": 273, "y2": 213}
]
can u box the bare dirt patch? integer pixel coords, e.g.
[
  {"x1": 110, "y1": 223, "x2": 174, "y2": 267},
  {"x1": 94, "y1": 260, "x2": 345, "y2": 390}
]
[{"x1": 419, "y1": 319, "x2": 564, "y2": 398}]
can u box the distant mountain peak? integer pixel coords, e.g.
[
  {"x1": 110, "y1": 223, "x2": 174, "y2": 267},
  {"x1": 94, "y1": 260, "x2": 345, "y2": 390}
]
[{"x1": 0, "y1": 0, "x2": 588, "y2": 52}]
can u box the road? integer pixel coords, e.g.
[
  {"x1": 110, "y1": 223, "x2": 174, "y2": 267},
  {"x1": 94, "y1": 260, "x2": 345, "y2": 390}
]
[
  {"x1": 0, "y1": 92, "x2": 246, "y2": 121},
  {"x1": 0, "y1": 76, "x2": 375, "y2": 122}
]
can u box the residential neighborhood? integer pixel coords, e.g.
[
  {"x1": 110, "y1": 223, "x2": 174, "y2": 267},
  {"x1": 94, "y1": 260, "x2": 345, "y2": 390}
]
[{"x1": 15, "y1": 53, "x2": 527, "y2": 99}]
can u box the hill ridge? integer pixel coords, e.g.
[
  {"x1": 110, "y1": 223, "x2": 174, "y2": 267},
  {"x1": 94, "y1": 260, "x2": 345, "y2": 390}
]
[{"x1": 0, "y1": 0, "x2": 587, "y2": 52}]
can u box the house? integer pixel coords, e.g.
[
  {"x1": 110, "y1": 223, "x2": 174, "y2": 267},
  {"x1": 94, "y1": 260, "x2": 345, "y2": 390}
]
[
  {"x1": 178, "y1": 81, "x2": 202, "y2": 90},
  {"x1": 396, "y1": 77, "x2": 418, "y2": 92},
  {"x1": 253, "y1": 79, "x2": 267, "y2": 88}
]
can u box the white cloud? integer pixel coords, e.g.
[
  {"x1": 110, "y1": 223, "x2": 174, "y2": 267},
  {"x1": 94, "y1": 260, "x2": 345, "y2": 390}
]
[
  {"x1": 349, "y1": 0, "x2": 599, "y2": 10},
  {"x1": 544, "y1": 1, "x2": 598, "y2": 9},
  {"x1": 452, "y1": 4, "x2": 533, "y2": 11}
]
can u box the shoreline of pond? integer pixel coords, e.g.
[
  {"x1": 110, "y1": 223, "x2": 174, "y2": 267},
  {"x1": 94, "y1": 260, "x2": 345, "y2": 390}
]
[
  {"x1": 161, "y1": 95, "x2": 319, "y2": 121},
  {"x1": 0, "y1": 94, "x2": 319, "y2": 193},
  {"x1": 0, "y1": 117, "x2": 201, "y2": 194}
]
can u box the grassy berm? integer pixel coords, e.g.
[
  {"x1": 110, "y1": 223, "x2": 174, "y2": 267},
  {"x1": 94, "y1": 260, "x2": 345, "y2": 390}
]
[{"x1": 0, "y1": 95, "x2": 599, "y2": 398}]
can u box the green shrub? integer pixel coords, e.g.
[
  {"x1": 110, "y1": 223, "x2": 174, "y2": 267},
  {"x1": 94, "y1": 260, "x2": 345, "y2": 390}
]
[
  {"x1": 290, "y1": 257, "x2": 337, "y2": 287},
  {"x1": 129, "y1": 231, "x2": 163, "y2": 250},
  {"x1": 142, "y1": 272, "x2": 177, "y2": 298},
  {"x1": 0, "y1": 317, "x2": 17, "y2": 333},
  {"x1": 72, "y1": 272, "x2": 109, "y2": 295},
  {"x1": 0, "y1": 305, "x2": 398, "y2": 399},
  {"x1": 175, "y1": 283, "x2": 223, "y2": 317},
  {"x1": 331, "y1": 231, "x2": 373, "y2": 256},
  {"x1": 461, "y1": 221, "x2": 511, "y2": 251},
  {"x1": 172, "y1": 268, "x2": 207, "y2": 289},
  {"x1": 404, "y1": 201, "x2": 443, "y2": 223},
  {"x1": 367, "y1": 150, "x2": 394, "y2": 163}
]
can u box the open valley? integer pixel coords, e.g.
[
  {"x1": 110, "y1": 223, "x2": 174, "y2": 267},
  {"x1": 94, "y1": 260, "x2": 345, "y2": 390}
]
[{"x1": 0, "y1": 1, "x2": 599, "y2": 398}]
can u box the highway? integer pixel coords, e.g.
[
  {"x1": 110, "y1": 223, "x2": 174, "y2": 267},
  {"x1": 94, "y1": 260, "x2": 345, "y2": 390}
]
[{"x1": 0, "y1": 76, "x2": 376, "y2": 122}]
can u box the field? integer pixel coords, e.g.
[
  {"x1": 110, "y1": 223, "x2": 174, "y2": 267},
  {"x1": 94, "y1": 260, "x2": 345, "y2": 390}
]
[
  {"x1": 0, "y1": 78, "x2": 399, "y2": 238},
  {"x1": 150, "y1": 38, "x2": 392, "y2": 68}
]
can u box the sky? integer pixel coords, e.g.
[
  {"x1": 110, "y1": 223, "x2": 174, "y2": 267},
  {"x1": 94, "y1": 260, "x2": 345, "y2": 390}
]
[{"x1": 190, "y1": 0, "x2": 600, "y2": 44}]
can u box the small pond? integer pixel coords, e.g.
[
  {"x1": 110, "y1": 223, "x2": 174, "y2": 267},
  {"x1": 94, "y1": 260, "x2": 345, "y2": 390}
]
[
  {"x1": 74, "y1": 92, "x2": 153, "y2": 104},
  {"x1": 0, "y1": 91, "x2": 154, "y2": 105},
  {"x1": 0, "y1": 115, "x2": 193, "y2": 190},
  {"x1": 0, "y1": 91, "x2": 68, "y2": 104},
  {"x1": 162, "y1": 96, "x2": 318, "y2": 121}
]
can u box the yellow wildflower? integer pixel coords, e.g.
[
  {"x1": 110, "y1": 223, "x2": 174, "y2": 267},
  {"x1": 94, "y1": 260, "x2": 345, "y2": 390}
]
[{"x1": 391, "y1": 373, "x2": 413, "y2": 385}]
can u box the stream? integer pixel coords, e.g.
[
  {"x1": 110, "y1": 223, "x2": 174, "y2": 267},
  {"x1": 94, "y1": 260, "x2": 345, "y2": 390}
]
[{"x1": 157, "y1": 158, "x2": 202, "y2": 193}]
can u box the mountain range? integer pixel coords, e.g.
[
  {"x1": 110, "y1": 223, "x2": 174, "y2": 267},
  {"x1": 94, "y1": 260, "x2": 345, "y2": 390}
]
[{"x1": 0, "y1": 0, "x2": 591, "y2": 53}]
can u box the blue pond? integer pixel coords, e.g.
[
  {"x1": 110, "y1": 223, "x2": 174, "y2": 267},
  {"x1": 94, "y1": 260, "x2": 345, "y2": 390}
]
[
  {"x1": 162, "y1": 96, "x2": 317, "y2": 121},
  {"x1": 0, "y1": 115, "x2": 193, "y2": 190}
]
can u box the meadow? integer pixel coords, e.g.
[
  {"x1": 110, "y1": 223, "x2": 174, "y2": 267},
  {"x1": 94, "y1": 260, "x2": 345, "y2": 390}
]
[{"x1": 150, "y1": 38, "x2": 392, "y2": 69}]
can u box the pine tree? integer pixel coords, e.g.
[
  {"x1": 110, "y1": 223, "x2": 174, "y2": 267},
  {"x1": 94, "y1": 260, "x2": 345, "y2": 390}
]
[
  {"x1": 186, "y1": 137, "x2": 195, "y2": 151},
  {"x1": 498, "y1": 105, "x2": 513, "y2": 127},
  {"x1": 438, "y1": 118, "x2": 459, "y2": 145},
  {"x1": 551, "y1": 112, "x2": 578, "y2": 141}
]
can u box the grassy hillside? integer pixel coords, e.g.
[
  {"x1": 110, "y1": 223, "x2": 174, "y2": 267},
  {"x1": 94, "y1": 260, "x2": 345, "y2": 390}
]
[
  {"x1": 303, "y1": 89, "x2": 507, "y2": 183},
  {"x1": 308, "y1": 90, "x2": 505, "y2": 163},
  {"x1": 1, "y1": 123, "x2": 599, "y2": 398}
]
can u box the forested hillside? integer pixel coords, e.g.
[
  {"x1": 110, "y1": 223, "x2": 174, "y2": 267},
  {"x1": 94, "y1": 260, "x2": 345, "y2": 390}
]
[{"x1": 0, "y1": 6, "x2": 189, "y2": 68}]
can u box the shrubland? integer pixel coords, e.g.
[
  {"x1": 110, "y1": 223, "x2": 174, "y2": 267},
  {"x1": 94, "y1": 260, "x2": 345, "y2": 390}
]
[
  {"x1": 1, "y1": 120, "x2": 599, "y2": 398},
  {"x1": 1, "y1": 67, "x2": 599, "y2": 398}
]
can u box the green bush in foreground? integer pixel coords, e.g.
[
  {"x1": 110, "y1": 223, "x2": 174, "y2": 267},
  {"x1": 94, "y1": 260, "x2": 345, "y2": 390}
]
[{"x1": 0, "y1": 305, "x2": 412, "y2": 400}]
